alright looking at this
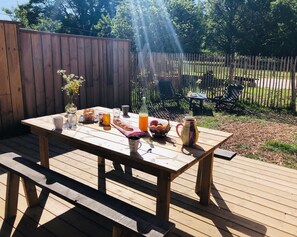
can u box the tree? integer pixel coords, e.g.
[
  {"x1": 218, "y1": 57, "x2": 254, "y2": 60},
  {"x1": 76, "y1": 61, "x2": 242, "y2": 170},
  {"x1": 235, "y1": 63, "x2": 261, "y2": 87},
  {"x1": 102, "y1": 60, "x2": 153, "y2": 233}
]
[
  {"x1": 205, "y1": 0, "x2": 245, "y2": 54},
  {"x1": 236, "y1": 0, "x2": 275, "y2": 56},
  {"x1": 270, "y1": 0, "x2": 297, "y2": 56},
  {"x1": 3, "y1": 0, "x2": 122, "y2": 35},
  {"x1": 112, "y1": 0, "x2": 205, "y2": 53},
  {"x1": 166, "y1": 0, "x2": 206, "y2": 53},
  {"x1": 94, "y1": 14, "x2": 113, "y2": 38}
]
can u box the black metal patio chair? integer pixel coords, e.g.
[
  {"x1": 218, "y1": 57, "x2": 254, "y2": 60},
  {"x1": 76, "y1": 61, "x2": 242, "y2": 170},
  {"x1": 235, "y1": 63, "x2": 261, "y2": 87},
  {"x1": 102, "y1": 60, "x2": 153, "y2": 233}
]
[
  {"x1": 211, "y1": 84, "x2": 245, "y2": 110},
  {"x1": 157, "y1": 79, "x2": 184, "y2": 107}
]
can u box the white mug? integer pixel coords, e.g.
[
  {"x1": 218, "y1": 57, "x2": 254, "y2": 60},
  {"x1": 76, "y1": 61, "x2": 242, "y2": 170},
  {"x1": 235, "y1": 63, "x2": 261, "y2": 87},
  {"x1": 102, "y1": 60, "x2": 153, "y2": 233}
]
[
  {"x1": 53, "y1": 115, "x2": 63, "y2": 130},
  {"x1": 128, "y1": 137, "x2": 142, "y2": 153}
]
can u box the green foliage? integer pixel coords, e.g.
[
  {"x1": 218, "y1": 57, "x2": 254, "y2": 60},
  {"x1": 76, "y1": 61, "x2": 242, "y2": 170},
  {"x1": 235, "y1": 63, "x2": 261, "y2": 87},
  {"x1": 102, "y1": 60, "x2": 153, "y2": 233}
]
[
  {"x1": 95, "y1": 14, "x2": 113, "y2": 38},
  {"x1": 31, "y1": 18, "x2": 62, "y2": 32},
  {"x1": 166, "y1": 0, "x2": 206, "y2": 53},
  {"x1": 205, "y1": 0, "x2": 297, "y2": 56},
  {"x1": 245, "y1": 152, "x2": 264, "y2": 161},
  {"x1": 3, "y1": 0, "x2": 121, "y2": 35},
  {"x1": 236, "y1": 0, "x2": 275, "y2": 56},
  {"x1": 112, "y1": 0, "x2": 205, "y2": 52},
  {"x1": 205, "y1": 0, "x2": 245, "y2": 54},
  {"x1": 235, "y1": 144, "x2": 251, "y2": 150},
  {"x1": 270, "y1": 0, "x2": 297, "y2": 56},
  {"x1": 4, "y1": 0, "x2": 297, "y2": 56},
  {"x1": 197, "y1": 116, "x2": 220, "y2": 129},
  {"x1": 264, "y1": 141, "x2": 297, "y2": 154}
]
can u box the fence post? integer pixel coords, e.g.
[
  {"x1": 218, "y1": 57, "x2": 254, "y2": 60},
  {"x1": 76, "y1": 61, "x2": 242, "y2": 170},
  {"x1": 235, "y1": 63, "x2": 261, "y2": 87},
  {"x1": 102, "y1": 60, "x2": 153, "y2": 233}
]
[
  {"x1": 228, "y1": 54, "x2": 234, "y2": 82},
  {"x1": 291, "y1": 57, "x2": 297, "y2": 114}
]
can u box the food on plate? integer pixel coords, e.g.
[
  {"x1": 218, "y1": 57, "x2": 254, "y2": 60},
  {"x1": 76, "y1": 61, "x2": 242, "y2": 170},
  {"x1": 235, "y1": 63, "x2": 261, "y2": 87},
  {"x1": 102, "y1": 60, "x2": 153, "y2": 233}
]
[
  {"x1": 114, "y1": 119, "x2": 133, "y2": 131},
  {"x1": 83, "y1": 108, "x2": 95, "y2": 121}
]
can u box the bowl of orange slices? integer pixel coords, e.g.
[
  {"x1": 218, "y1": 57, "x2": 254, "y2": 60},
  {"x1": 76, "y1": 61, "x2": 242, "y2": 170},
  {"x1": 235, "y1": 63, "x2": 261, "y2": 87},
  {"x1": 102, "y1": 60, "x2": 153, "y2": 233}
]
[{"x1": 149, "y1": 120, "x2": 171, "y2": 138}]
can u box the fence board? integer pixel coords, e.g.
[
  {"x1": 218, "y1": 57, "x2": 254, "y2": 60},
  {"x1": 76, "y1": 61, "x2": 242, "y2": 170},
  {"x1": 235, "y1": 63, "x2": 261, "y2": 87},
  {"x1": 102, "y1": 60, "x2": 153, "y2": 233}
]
[
  {"x1": 61, "y1": 36, "x2": 71, "y2": 107},
  {"x1": 91, "y1": 39, "x2": 100, "y2": 106},
  {"x1": 0, "y1": 23, "x2": 13, "y2": 135},
  {"x1": 112, "y1": 40, "x2": 119, "y2": 107},
  {"x1": 69, "y1": 37, "x2": 79, "y2": 106},
  {"x1": 0, "y1": 24, "x2": 10, "y2": 96},
  {"x1": 4, "y1": 23, "x2": 23, "y2": 126},
  {"x1": 118, "y1": 41, "x2": 125, "y2": 104},
  {"x1": 19, "y1": 31, "x2": 35, "y2": 118},
  {"x1": 77, "y1": 37, "x2": 87, "y2": 109},
  {"x1": 101, "y1": 40, "x2": 108, "y2": 107},
  {"x1": 84, "y1": 38, "x2": 93, "y2": 107},
  {"x1": 124, "y1": 42, "x2": 131, "y2": 106},
  {"x1": 98, "y1": 39, "x2": 104, "y2": 106},
  {"x1": 31, "y1": 33, "x2": 46, "y2": 116},
  {"x1": 42, "y1": 34, "x2": 55, "y2": 114},
  {"x1": 107, "y1": 40, "x2": 114, "y2": 108},
  {"x1": 51, "y1": 35, "x2": 63, "y2": 113},
  {"x1": 290, "y1": 57, "x2": 297, "y2": 113}
]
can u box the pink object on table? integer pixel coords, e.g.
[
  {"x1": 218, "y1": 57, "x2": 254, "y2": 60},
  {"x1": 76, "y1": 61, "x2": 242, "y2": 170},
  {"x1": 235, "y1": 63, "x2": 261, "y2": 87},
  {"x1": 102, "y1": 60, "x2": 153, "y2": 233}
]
[{"x1": 111, "y1": 119, "x2": 146, "y2": 138}]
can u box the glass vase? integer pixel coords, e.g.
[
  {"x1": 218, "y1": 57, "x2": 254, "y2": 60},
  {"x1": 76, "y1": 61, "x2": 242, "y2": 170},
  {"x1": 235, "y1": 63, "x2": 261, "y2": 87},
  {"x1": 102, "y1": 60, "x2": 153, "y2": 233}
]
[
  {"x1": 65, "y1": 95, "x2": 77, "y2": 114},
  {"x1": 65, "y1": 95, "x2": 77, "y2": 129}
]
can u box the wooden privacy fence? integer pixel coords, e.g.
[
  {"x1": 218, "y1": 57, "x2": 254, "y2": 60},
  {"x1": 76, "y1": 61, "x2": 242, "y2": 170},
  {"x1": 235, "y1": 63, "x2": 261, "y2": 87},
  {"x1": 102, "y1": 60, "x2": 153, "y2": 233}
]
[
  {"x1": 0, "y1": 20, "x2": 131, "y2": 138},
  {"x1": 131, "y1": 53, "x2": 297, "y2": 112}
]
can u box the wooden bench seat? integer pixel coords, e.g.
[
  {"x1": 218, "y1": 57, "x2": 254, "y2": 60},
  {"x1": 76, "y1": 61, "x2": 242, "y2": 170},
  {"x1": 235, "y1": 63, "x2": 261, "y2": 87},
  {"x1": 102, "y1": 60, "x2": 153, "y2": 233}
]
[{"x1": 0, "y1": 152, "x2": 175, "y2": 237}]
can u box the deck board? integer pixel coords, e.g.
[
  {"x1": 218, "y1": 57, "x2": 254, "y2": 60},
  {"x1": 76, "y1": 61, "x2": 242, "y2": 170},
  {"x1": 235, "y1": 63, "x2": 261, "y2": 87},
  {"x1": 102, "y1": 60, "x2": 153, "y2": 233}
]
[{"x1": 1, "y1": 134, "x2": 297, "y2": 237}]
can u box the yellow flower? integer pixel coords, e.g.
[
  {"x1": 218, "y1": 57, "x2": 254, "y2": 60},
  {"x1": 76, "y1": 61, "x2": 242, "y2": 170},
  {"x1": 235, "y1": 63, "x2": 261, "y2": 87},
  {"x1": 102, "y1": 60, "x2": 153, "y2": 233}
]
[{"x1": 57, "y1": 69, "x2": 85, "y2": 96}]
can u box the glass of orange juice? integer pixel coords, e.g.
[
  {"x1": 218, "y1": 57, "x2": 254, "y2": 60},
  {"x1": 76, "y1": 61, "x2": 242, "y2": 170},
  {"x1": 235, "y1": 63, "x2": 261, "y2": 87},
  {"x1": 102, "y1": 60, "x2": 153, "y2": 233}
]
[
  {"x1": 103, "y1": 112, "x2": 110, "y2": 126},
  {"x1": 139, "y1": 113, "x2": 148, "y2": 131}
]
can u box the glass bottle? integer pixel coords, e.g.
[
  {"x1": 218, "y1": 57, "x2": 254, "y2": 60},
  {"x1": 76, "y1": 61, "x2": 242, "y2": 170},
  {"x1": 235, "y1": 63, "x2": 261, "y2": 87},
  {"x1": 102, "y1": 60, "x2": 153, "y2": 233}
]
[{"x1": 139, "y1": 97, "x2": 148, "y2": 131}]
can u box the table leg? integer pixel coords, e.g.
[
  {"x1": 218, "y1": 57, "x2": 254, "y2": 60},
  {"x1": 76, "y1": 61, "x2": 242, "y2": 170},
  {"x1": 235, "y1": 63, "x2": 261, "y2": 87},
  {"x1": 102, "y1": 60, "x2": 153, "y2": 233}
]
[
  {"x1": 195, "y1": 151, "x2": 214, "y2": 205},
  {"x1": 200, "y1": 99, "x2": 204, "y2": 109},
  {"x1": 39, "y1": 135, "x2": 49, "y2": 168},
  {"x1": 97, "y1": 156, "x2": 106, "y2": 193},
  {"x1": 189, "y1": 98, "x2": 193, "y2": 110},
  {"x1": 156, "y1": 172, "x2": 171, "y2": 220},
  {"x1": 195, "y1": 161, "x2": 203, "y2": 196}
]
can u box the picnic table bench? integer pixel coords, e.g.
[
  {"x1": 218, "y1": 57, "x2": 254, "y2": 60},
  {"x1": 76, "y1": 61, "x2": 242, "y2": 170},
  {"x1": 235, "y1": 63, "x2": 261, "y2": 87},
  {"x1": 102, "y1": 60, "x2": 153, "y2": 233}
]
[{"x1": 0, "y1": 152, "x2": 175, "y2": 237}]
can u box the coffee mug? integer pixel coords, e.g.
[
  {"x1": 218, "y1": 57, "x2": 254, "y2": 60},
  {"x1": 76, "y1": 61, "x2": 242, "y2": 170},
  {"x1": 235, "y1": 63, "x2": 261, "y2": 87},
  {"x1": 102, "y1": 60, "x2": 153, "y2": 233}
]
[
  {"x1": 53, "y1": 115, "x2": 63, "y2": 130},
  {"x1": 128, "y1": 136, "x2": 142, "y2": 153},
  {"x1": 122, "y1": 105, "x2": 129, "y2": 116}
]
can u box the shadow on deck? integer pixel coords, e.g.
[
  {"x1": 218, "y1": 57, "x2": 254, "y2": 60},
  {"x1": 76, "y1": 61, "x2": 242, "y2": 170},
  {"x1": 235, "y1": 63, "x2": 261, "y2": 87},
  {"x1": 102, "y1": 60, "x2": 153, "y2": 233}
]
[{"x1": 1, "y1": 134, "x2": 297, "y2": 237}]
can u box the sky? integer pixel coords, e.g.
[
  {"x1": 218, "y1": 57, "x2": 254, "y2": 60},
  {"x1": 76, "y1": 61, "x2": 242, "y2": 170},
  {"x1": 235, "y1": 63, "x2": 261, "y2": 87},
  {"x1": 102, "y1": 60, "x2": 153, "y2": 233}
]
[{"x1": 0, "y1": 0, "x2": 29, "y2": 20}]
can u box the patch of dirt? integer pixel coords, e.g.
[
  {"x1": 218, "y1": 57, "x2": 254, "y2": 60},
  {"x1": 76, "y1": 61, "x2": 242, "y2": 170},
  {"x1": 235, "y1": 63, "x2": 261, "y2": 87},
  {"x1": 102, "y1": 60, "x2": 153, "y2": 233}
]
[
  {"x1": 148, "y1": 102, "x2": 297, "y2": 168},
  {"x1": 219, "y1": 120, "x2": 297, "y2": 166}
]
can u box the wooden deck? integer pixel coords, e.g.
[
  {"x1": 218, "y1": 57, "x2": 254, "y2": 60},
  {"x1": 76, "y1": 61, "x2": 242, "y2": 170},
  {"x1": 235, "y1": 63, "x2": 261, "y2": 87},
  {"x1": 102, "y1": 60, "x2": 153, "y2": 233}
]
[{"x1": 1, "y1": 134, "x2": 297, "y2": 237}]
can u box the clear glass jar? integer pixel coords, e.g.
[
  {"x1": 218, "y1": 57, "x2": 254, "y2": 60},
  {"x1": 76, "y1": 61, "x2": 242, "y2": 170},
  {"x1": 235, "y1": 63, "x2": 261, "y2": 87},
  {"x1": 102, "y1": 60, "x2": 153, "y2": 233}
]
[{"x1": 67, "y1": 113, "x2": 77, "y2": 129}]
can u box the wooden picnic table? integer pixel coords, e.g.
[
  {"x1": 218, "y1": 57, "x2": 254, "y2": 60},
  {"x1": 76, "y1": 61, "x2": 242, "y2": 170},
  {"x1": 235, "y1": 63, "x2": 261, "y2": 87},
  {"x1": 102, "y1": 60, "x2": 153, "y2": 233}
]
[{"x1": 21, "y1": 107, "x2": 232, "y2": 221}]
